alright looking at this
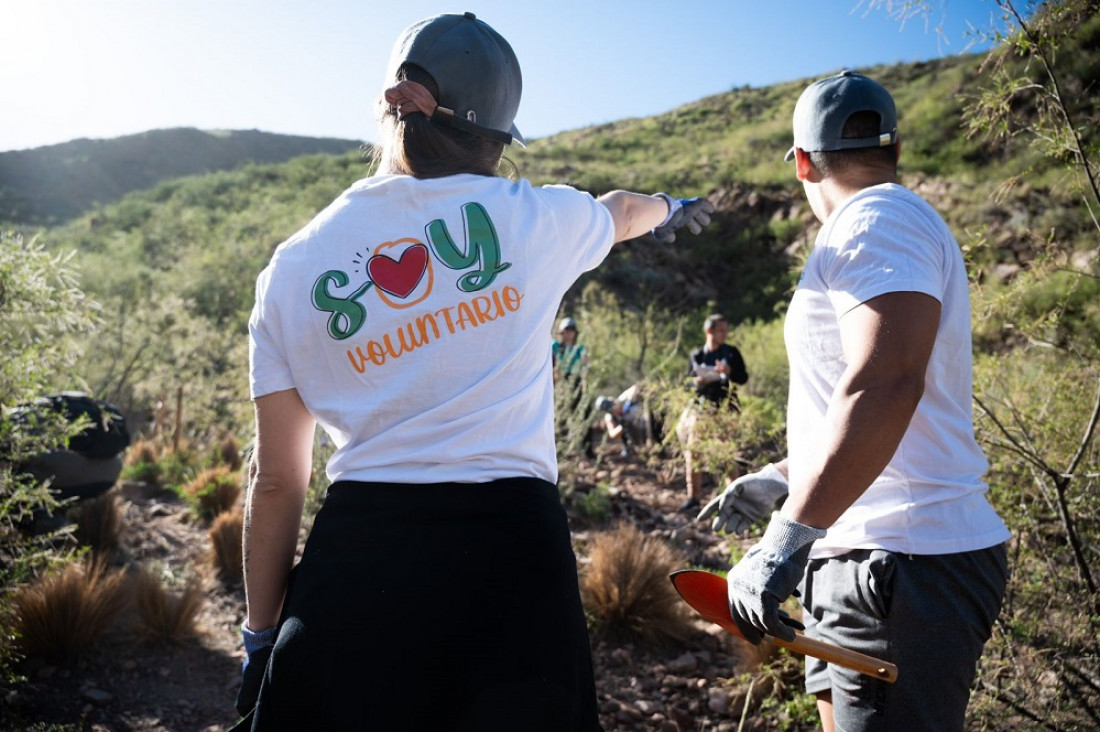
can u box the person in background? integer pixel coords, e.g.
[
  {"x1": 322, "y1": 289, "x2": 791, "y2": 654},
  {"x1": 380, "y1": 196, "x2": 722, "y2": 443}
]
[
  {"x1": 713, "y1": 71, "x2": 1010, "y2": 731},
  {"x1": 552, "y1": 317, "x2": 588, "y2": 383},
  {"x1": 552, "y1": 316, "x2": 595, "y2": 457},
  {"x1": 238, "y1": 12, "x2": 714, "y2": 731},
  {"x1": 593, "y1": 384, "x2": 655, "y2": 458},
  {"x1": 675, "y1": 313, "x2": 748, "y2": 512}
]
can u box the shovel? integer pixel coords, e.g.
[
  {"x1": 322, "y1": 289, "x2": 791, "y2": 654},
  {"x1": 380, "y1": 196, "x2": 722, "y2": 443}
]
[{"x1": 670, "y1": 569, "x2": 898, "y2": 683}]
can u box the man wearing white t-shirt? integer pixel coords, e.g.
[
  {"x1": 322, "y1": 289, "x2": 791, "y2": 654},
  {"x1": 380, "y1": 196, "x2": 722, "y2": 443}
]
[{"x1": 712, "y1": 72, "x2": 1010, "y2": 731}]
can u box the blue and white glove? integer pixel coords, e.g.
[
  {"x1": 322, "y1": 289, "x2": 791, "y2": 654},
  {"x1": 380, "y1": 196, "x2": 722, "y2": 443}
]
[
  {"x1": 697, "y1": 463, "x2": 789, "y2": 534},
  {"x1": 237, "y1": 623, "x2": 276, "y2": 716},
  {"x1": 726, "y1": 512, "x2": 826, "y2": 644},
  {"x1": 652, "y1": 193, "x2": 715, "y2": 244}
]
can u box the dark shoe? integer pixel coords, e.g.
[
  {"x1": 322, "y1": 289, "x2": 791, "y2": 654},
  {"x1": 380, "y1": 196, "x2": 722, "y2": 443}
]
[{"x1": 677, "y1": 497, "x2": 700, "y2": 514}]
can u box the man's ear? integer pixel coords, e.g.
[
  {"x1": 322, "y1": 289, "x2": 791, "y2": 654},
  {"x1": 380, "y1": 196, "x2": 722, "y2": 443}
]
[{"x1": 794, "y1": 148, "x2": 819, "y2": 182}]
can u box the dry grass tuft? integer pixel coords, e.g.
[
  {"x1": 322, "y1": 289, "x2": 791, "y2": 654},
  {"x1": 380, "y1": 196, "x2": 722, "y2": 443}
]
[
  {"x1": 12, "y1": 558, "x2": 128, "y2": 661},
  {"x1": 214, "y1": 434, "x2": 243, "y2": 472},
  {"x1": 130, "y1": 566, "x2": 205, "y2": 644},
  {"x1": 126, "y1": 437, "x2": 160, "y2": 467},
  {"x1": 581, "y1": 523, "x2": 694, "y2": 644},
  {"x1": 209, "y1": 508, "x2": 243, "y2": 583},
  {"x1": 183, "y1": 467, "x2": 242, "y2": 520},
  {"x1": 72, "y1": 492, "x2": 124, "y2": 554}
]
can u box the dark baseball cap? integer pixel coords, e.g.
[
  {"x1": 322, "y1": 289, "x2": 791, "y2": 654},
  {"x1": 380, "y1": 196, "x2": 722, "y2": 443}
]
[
  {"x1": 784, "y1": 71, "x2": 897, "y2": 161},
  {"x1": 387, "y1": 12, "x2": 525, "y2": 146}
]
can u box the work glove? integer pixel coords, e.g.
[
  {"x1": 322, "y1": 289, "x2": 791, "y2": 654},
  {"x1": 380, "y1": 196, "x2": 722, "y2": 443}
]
[
  {"x1": 236, "y1": 623, "x2": 276, "y2": 717},
  {"x1": 726, "y1": 512, "x2": 826, "y2": 644},
  {"x1": 697, "y1": 463, "x2": 789, "y2": 534},
  {"x1": 652, "y1": 194, "x2": 715, "y2": 244}
]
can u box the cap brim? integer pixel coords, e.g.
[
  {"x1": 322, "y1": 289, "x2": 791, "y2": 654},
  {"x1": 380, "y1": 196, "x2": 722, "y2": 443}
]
[
  {"x1": 783, "y1": 146, "x2": 796, "y2": 162},
  {"x1": 510, "y1": 123, "x2": 526, "y2": 147}
]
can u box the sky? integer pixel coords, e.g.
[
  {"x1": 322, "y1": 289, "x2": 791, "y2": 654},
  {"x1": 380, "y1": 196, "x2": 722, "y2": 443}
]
[{"x1": 0, "y1": 0, "x2": 1010, "y2": 153}]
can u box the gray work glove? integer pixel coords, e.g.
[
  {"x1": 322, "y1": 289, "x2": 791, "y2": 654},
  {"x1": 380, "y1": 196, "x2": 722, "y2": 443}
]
[
  {"x1": 652, "y1": 194, "x2": 715, "y2": 244},
  {"x1": 237, "y1": 623, "x2": 276, "y2": 716},
  {"x1": 697, "y1": 463, "x2": 789, "y2": 534},
  {"x1": 726, "y1": 512, "x2": 826, "y2": 644}
]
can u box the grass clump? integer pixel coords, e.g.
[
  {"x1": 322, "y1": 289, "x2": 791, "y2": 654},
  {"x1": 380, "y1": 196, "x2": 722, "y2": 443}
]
[
  {"x1": 72, "y1": 491, "x2": 124, "y2": 554},
  {"x1": 130, "y1": 565, "x2": 204, "y2": 644},
  {"x1": 581, "y1": 523, "x2": 693, "y2": 644},
  {"x1": 11, "y1": 558, "x2": 128, "y2": 661},
  {"x1": 212, "y1": 434, "x2": 243, "y2": 472},
  {"x1": 181, "y1": 466, "x2": 241, "y2": 520},
  {"x1": 208, "y1": 508, "x2": 243, "y2": 583}
]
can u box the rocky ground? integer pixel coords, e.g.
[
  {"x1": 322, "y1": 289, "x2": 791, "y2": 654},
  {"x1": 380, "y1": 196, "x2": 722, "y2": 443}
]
[{"x1": 3, "y1": 446, "x2": 809, "y2": 731}]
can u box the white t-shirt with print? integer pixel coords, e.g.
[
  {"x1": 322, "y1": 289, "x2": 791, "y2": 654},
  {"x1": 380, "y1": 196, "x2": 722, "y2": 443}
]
[
  {"x1": 249, "y1": 173, "x2": 615, "y2": 485},
  {"x1": 785, "y1": 183, "x2": 1010, "y2": 557}
]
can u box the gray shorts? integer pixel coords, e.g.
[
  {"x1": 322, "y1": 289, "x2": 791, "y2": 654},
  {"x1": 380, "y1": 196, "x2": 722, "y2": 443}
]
[{"x1": 800, "y1": 544, "x2": 1008, "y2": 731}]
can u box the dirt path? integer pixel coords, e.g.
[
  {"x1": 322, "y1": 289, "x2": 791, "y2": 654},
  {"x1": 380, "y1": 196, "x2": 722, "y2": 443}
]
[{"x1": 4, "y1": 449, "x2": 800, "y2": 731}]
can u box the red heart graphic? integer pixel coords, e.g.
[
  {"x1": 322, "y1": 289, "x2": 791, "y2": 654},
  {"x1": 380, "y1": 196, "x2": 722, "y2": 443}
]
[{"x1": 367, "y1": 244, "x2": 428, "y2": 299}]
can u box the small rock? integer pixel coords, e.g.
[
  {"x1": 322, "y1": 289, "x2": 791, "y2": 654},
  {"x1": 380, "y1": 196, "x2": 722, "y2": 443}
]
[
  {"x1": 666, "y1": 651, "x2": 698, "y2": 673},
  {"x1": 670, "y1": 706, "x2": 694, "y2": 729},
  {"x1": 707, "y1": 687, "x2": 731, "y2": 714},
  {"x1": 82, "y1": 688, "x2": 113, "y2": 706}
]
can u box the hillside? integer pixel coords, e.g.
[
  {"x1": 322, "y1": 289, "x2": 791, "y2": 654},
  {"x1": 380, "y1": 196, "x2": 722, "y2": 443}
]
[
  {"x1": 0, "y1": 128, "x2": 364, "y2": 226},
  {"x1": 3, "y1": 4, "x2": 1099, "y2": 731}
]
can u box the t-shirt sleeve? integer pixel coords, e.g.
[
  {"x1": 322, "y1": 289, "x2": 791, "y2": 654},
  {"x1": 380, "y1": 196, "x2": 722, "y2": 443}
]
[
  {"x1": 537, "y1": 184, "x2": 616, "y2": 276},
  {"x1": 822, "y1": 198, "x2": 947, "y2": 316},
  {"x1": 248, "y1": 264, "x2": 296, "y2": 399}
]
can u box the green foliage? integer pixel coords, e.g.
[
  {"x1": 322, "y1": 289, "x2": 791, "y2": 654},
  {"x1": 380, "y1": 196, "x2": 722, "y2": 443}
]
[
  {"x1": 0, "y1": 233, "x2": 98, "y2": 405},
  {"x1": 0, "y1": 230, "x2": 97, "y2": 679},
  {"x1": 569, "y1": 482, "x2": 612, "y2": 523},
  {"x1": 960, "y1": 1, "x2": 1100, "y2": 727},
  {"x1": 120, "y1": 460, "x2": 162, "y2": 487}
]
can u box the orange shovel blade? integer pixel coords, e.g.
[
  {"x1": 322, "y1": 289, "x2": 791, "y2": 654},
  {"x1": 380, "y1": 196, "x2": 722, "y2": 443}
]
[{"x1": 670, "y1": 569, "x2": 898, "y2": 683}]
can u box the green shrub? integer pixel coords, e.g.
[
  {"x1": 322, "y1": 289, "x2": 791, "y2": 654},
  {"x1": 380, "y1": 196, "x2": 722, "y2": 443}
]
[{"x1": 0, "y1": 231, "x2": 98, "y2": 678}]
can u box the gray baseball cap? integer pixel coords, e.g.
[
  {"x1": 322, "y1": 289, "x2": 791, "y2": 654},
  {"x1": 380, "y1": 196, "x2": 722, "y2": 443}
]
[
  {"x1": 784, "y1": 71, "x2": 897, "y2": 161},
  {"x1": 387, "y1": 12, "x2": 525, "y2": 146}
]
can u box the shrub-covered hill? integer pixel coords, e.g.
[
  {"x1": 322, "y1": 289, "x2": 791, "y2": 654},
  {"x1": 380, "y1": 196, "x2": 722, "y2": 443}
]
[
  {"x1": 46, "y1": 47, "x2": 1098, "y2": 328},
  {"x1": 36, "y1": 6, "x2": 1100, "y2": 426},
  {"x1": 0, "y1": 128, "x2": 364, "y2": 226}
]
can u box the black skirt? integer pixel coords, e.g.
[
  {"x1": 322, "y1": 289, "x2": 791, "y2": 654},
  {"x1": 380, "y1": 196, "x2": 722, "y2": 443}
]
[{"x1": 248, "y1": 478, "x2": 601, "y2": 731}]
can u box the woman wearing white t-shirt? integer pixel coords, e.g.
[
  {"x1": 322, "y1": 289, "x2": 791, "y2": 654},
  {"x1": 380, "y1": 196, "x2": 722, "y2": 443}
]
[{"x1": 235, "y1": 13, "x2": 713, "y2": 731}]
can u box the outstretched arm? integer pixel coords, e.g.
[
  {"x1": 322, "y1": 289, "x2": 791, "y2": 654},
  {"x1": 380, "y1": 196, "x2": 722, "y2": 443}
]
[
  {"x1": 597, "y1": 191, "x2": 670, "y2": 242},
  {"x1": 597, "y1": 191, "x2": 714, "y2": 243}
]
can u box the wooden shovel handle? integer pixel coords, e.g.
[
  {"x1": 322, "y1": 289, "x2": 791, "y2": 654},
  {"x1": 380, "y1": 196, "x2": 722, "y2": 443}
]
[{"x1": 774, "y1": 633, "x2": 898, "y2": 683}]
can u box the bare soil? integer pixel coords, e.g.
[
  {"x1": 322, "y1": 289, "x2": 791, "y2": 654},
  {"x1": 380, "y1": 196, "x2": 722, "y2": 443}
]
[{"x1": 2, "y1": 447, "x2": 803, "y2": 732}]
